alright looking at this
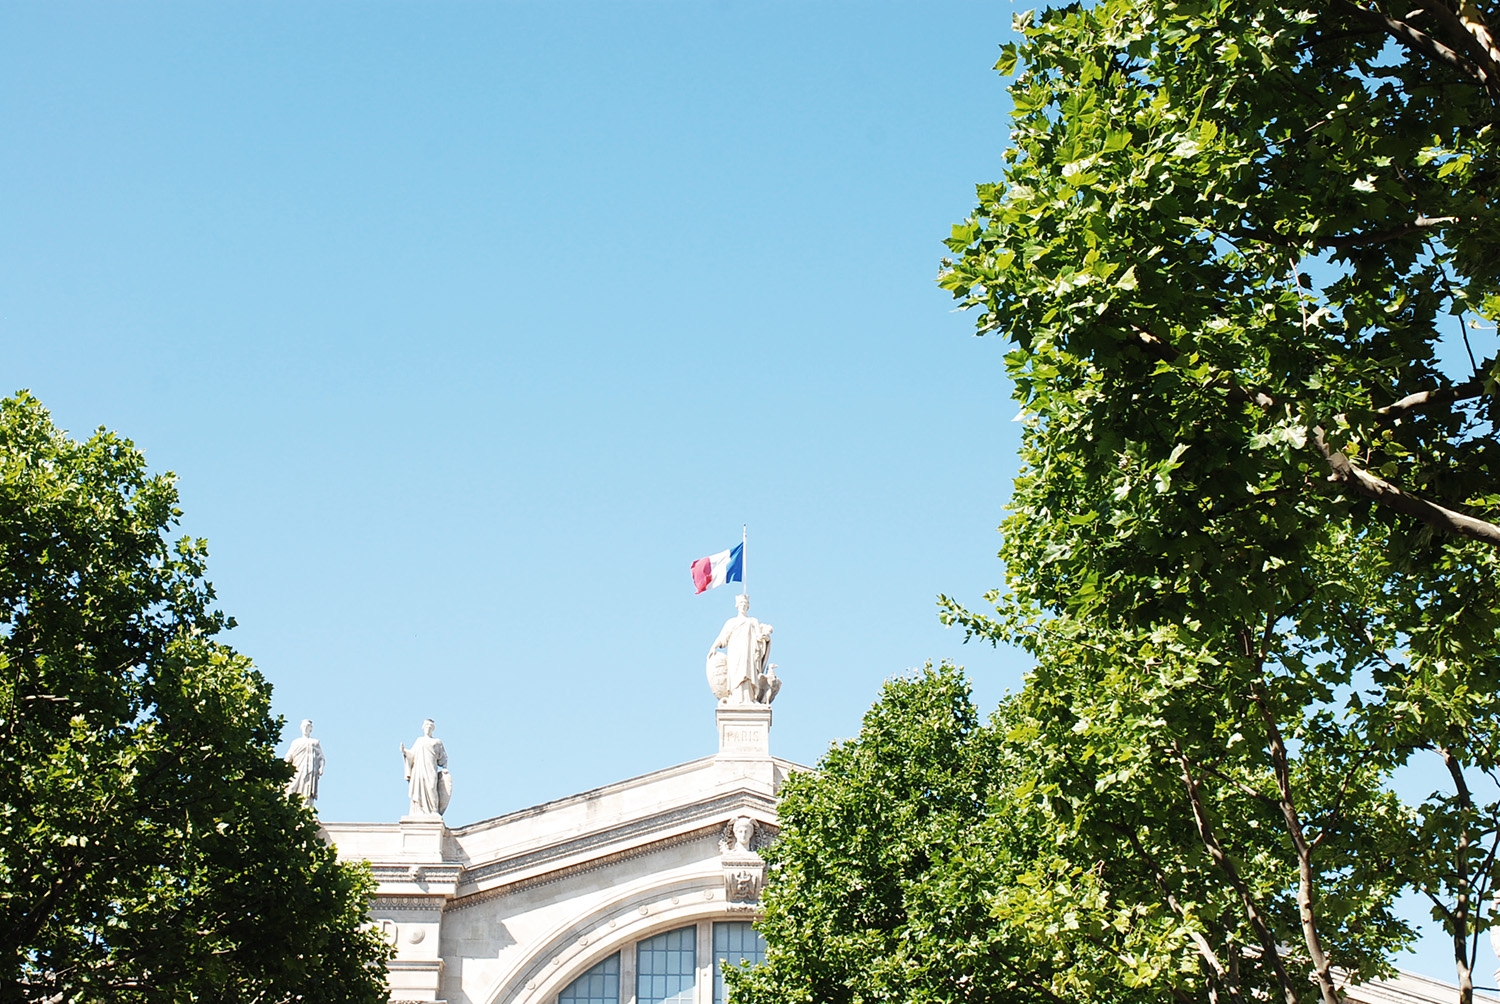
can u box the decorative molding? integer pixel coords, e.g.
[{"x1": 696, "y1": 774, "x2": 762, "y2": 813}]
[
  {"x1": 365, "y1": 918, "x2": 398, "y2": 945},
  {"x1": 372, "y1": 895, "x2": 450, "y2": 912},
  {"x1": 458, "y1": 791, "x2": 778, "y2": 892},
  {"x1": 373, "y1": 864, "x2": 463, "y2": 885},
  {"x1": 721, "y1": 853, "x2": 766, "y2": 904},
  {"x1": 449, "y1": 825, "x2": 720, "y2": 912},
  {"x1": 389, "y1": 960, "x2": 443, "y2": 971}
]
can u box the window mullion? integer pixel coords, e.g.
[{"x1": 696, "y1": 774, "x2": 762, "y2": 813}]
[{"x1": 696, "y1": 922, "x2": 713, "y2": 1004}]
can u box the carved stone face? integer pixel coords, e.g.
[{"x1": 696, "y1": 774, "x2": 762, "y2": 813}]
[
  {"x1": 301, "y1": 719, "x2": 314, "y2": 737},
  {"x1": 733, "y1": 816, "x2": 755, "y2": 850},
  {"x1": 735, "y1": 594, "x2": 750, "y2": 615},
  {"x1": 423, "y1": 719, "x2": 435, "y2": 737}
]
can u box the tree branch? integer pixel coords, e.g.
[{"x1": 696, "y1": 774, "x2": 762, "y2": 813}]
[
  {"x1": 1470, "y1": 828, "x2": 1500, "y2": 973},
  {"x1": 1172, "y1": 741, "x2": 1302, "y2": 1004},
  {"x1": 1458, "y1": 5, "x2": 1500, "y2": 78},
  {"x1": 1439, "y1": 745, "x2": 1477, "y2": 1004},
  {"x1": 1311, "y1": 426, "x2": 1500, "y2": 546},
  {"x1": 1428, "y1": 887, "x2": 1459, "y2": 923},
  {"x1": 1406, "y1": 1, "x2": 1500, "y2": 92},
  {"x1": 1118, "y1": 320, "x2": 1499, "y2": 547},
  {"x1": 1237, "y1": 216, "x2": 1461, "y2": 251},
  {"x1": 1244, "y1": 611, "x2": 1341, "y2": 1004},
  {"x1": 1119, "y1": 824, "x2": 1246, "y2": 1004},
  {"x1": 1308, "y1": 742, "x2": 1379, "y2": 846},
  {"x1": 1376, "y1": 375, "x2": 1487, "y2": 416},
  {"x1": 1126, "y1": 323, "x2": 1279, "y2": 408},
  {"x1": 1129, "y1": 323, "x2": 1183, "y2": 364},
  {"x1": 1247, "y1": 676, "x2": 1341, "y2": 1004},
  {"x1": 1330, "y1": 0, "x2": 1496, "y2": 96}
]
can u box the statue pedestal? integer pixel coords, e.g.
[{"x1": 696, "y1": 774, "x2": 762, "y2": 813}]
[
  {"x1": 716, "y1": 703, "x2": 771, "y2": 759},
  {"x1": 721, "y1": 850, "x2": 767, "y2": 908},
  {"x1": 398, "y1": 815, "x2": 448, "y2": 861}
]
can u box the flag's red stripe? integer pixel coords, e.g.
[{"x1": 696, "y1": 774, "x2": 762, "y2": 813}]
[{"x1": 690, "y1": 556, "x2": 713, "y2": 594}]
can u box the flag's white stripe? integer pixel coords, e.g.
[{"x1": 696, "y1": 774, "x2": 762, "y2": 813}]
[{"x1": 706, "y1": 547, "x2": 731, "y2": 588}]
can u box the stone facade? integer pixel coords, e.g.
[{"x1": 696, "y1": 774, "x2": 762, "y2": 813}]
[{"x1": 324, "y1": 704, "x2": 794, "y2": 1004}]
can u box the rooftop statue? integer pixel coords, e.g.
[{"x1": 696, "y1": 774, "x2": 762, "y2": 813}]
[
  {"x1": 401, "y1": 718, "x2": 451, "y2": 817},
  {"x1": 706, "y1": 593, "x2": 778, "y2": 705},
  {"x1": 285, "y1": 718, "x2": 325, "y2": 805},
  {"x1": 757, "y1": 664, "x2": 781, "y2": 705}
]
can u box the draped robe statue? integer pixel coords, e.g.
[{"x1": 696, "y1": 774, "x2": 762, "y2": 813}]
[
  {"x1": 401, "y1": 719, "x2": 450, "y2": 817},
  {"x1": 709, "y1": 593, "x2": 773, "y2": 704},
  {"x1": 285, "y1": 719, "x2": 325, "y2": 805}
]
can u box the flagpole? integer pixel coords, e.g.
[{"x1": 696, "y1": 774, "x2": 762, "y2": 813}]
[{"x1": 742, "y1": 524, "x2": 747, "y2": 596}]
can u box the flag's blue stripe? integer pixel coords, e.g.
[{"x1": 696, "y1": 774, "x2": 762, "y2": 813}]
[{"x1": 726, "y1": 542, "x2": 743, "y2": 583}]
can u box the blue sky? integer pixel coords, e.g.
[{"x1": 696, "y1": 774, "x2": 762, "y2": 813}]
[
  {"x1": 0, "y1": 1, "x2": 1480, "y2": 984},
  {"x1": 2, "y1": 2, "x2": 1023, "y2": 820}
]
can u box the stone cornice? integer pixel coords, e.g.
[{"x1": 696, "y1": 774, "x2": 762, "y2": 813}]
[
  {"x1": 448, "y1": 824, "x2": 722, "y2": 912},
  {"x1": 445, "y1": 755, "x2": 803, "y2": 837},
  {"x1": 372, "y1": 894, "x2": 450, "y2": 911},
  {"x1": 372, "y1": 863, "x2": 463, "y2": 883},
  {"x1": 362, "y1": 790, "x2": 780, "y2": 905},
  {"x1": 456, "y1": 789, "x2": 778, "y2": 895}
]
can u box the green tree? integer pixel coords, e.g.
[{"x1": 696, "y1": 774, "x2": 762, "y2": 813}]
[
  {"x1": 0, "y1": 391, "x2": 390, "y2": 1003},
  {"x1": 733, "y1": 665, "x2": 1186, "y2": 1004},
  {"x1": 931, "y1": 2, "x2": 1500, "y2": 1003}
]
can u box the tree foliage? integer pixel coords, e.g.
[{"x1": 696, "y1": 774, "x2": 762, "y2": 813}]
[
  {"x1": 933, "y1": 1, "x2": 1500, "y2": 1002},
  {"x1": 733, "y1": 665, "x2": 1184, "y2": 1004},
  {"x1": 0, "y1": 392, "x2": 389, "y2": 1003},
  {"x1": 747, "y1": 2, "x2": 1500, "y2": 1003}
]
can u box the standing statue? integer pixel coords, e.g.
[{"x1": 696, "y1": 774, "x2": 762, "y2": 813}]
[
  {"x1": 285, "y1": 719, "x2": 325, "y2": 805},
  {"x1": 401, "y1": 719, "x2": 451, "y2": 817},
  {"x1": 708, "y1": 594, "x2": 774, "y2": 704}
]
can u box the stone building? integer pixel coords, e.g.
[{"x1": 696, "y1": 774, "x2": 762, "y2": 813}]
[
  {"x1": 323, "y1": 595, "x2": 795, "y2": 1004},
  {"x1": 322, "y1": 603, "x2": 1495, "y2": 1004},
  {"x1": 324, "y1": 701, "x2": 791, "y2": 1004}
]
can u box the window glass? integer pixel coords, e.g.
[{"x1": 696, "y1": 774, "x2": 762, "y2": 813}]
[
  {"x1": 558, "y1": 952, "x2": 620, "y2": 1004},
  {"x1": 712, "y1": 922, "x2": 767, "y2": 1004},
  {"x1": 637, "y1": 926, "x2": 697, "y2": 1004}
]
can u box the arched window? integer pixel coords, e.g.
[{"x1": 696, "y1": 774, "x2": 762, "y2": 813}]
[
  {"x1": 554, "y1": 921, "x2": 768, "y2": 1004},
  {"x1": 712, "y1": 922, "x2": 766, "y2": 1004},
  {"x1": 636, "y1": 926, "x2": 696, "y2": 1004},
  {"x1": 558, "y1": 952, "x2": 620, "y2": 1004}
]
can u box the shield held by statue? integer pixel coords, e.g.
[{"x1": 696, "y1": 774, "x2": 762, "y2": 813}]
[
  {"x1": 438, "y1": 771, "x2": 453, "y2": 815},
  {"x1": 706, "y1": 651, "x2": 730, "y2": 700}
]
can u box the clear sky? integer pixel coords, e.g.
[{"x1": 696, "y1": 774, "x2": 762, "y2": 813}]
[{"x1": 0, "y1": 1, "x2": 1479, "y2": 985}]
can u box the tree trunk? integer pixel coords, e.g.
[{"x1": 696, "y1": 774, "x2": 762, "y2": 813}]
[
  {"x1": 1174, "y1": 743, "x2": 1301, "y2": 1004},
  {"x1": 1249, "y1": 683, "x2": 1341, "y2": 1004},
  {"x1": 1441, "y1": 747, "x2": 1476, "y2": 1004}
]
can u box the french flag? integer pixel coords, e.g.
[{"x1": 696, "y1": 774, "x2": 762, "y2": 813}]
[{"x1": 690, "y1": 543, "x2": 743, "y2": 594}]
